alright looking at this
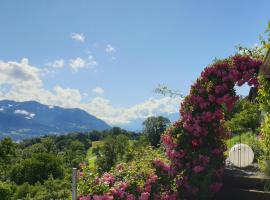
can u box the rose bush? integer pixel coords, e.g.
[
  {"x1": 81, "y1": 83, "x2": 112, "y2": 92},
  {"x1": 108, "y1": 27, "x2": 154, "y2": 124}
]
[
  {"x1": 77, "y1": 146, "x2": 178, "y2": 200},
  {"x1": 160, "y1": 55, "x2": 262, "y2": 199}
]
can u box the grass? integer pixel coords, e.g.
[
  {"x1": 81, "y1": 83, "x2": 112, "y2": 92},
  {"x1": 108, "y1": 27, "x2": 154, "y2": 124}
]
[
  {"x1": 86, "y1": 141, "x2": 104, "y2": 168},
  {"x1": 226, "y1": 131, "x2": 258, "y2": 149}
]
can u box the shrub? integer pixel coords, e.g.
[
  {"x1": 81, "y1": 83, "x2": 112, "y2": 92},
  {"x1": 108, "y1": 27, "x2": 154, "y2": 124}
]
[
  {"x1": 0, "y1": 181, "x2": 13, "y2": 200},
  {"x1": 13, "y1": 177, "x2": 71, "y2": 200},
  {"x1": 10, "y1": 153, "x2": 63, "y2": 184},
  {"x1": 257, "y1": 75, "x2": 270, "y2": 175},
  {"x1": 77, "y1": 146, "x2": 174, "y2": 199}
]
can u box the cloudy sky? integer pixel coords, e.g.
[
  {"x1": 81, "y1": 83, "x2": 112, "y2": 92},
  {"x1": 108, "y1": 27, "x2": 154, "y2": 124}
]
[{"x1": 0, "y1": 0, "x2": 269, "y2": 126}]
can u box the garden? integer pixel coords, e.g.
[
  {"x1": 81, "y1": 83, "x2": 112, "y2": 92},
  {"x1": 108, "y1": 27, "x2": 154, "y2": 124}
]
[{"x1": 77, "y1": 23, "x2": 270, "y2": 200}]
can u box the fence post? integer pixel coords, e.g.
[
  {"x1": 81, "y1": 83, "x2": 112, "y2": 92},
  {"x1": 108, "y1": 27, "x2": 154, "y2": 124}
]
[{"x1": 72, "y1": 168, "x2": 77, "y2": 200}]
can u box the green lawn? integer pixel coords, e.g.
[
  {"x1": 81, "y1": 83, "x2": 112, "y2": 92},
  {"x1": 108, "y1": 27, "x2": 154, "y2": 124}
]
[{"x1": 87, "y1": 141, "x2": 104, "y2": 168}]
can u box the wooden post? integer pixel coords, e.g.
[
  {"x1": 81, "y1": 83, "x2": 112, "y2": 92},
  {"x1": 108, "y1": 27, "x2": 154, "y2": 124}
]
[{"x1": 72, "y1": 168, "x2": 77, "y2": 200}]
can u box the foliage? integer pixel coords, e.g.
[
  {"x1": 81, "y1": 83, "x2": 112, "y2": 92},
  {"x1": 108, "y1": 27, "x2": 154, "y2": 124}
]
[
  {"x1": 87, "y1": 141, "x2": 104, "y2": 169},
  {"x1": 258, "y1": 114, "x2": 270, "y2": 174},
  {"x1": 260, "y1": 20, "x2": 270, "y2": 51},
  {"x1": 258, "y1": 77, "x2": 270, "y2": 114},
  {"x1": 225, "y1": 98, "x2": 261, "y2": 134},
  {"x1": 12, "y1": 176, "x2": 71, "y2": 200},
  {"x1": 0, "y1": 137, "x2": 16, "y2": 165},
  {"x1": 65, "y1": 140, "x2": 86, "y2": 167},
  {"x1": 256, "y1": 21, "x2": 270, "y2": 174},
  {"x1": 78, "y1": 146, "x2": 174, "y2": 199},
  {"x1": 0, "y1": 127, "x2": 139, "y2": 199},
  {"x1": 142, "y1": 116, "x2": 170, "y2": 147},
  {"x1": 0, "y1": 181, "x2": 14, "y2": 200},
  {"x1": 10, "y1": 153, "x2": 64, "y2": 185},
  {"x1": 94, "y1": 134, "x2": 130, "y2": 174},
  {"x1": 0, "y1": 138, "x2": 16, "y2": 179}
]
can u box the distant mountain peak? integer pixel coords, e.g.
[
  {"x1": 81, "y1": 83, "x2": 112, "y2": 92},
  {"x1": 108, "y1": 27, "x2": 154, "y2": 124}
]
[{"x1": 0, "y1": 99, "x2": 111, "y2": 140}]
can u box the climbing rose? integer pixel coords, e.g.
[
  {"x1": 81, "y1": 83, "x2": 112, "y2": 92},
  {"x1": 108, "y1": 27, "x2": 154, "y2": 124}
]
[
  {"x1": 193, "y1": 165, "x2": 204, "y2": 174},
  {"x1": 101, "y1": 173, "x2": 115, "y2": 185},
  {"x1": 93, "y1": 195, "x2": 113, "y2": 200},
  {"x1": 79, "y1": 196, "x2": 91, "y2": 200},
  {"x1": 139, "y1": 192, "x2": 150, "y2": 200},
  {"x1": 209, "y1": 182, "x2": 223, "y2": 193}
]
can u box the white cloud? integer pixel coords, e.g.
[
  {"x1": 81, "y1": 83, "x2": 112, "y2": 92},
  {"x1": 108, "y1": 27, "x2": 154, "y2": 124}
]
[
  {"x1": 0, "y1": 58, "x2": 182, "y2": 126},
  {"x1": 47, "y1": 59, "x2": 65, "y2": 68},
  {"x1": 88, "y1": 55, "x2": 97, "y2": 66},
  {"x1": 69, "y1": 56, "x2": 97, "y2": 72},
  {"x1": 69, "y1": 57, "x2": 87, "y2": 72},
  {"x1": 105, "y1": 44, "x2": 116, "y2": 53},
  {"x1": 0, "y1": 59, "x2": 82, "y2": 108},
  {"x1": 82, "y1": 93, "x2": 89, "y2": 97},
  {"x1": 71, "y1": 33, "x2": 85, "y2": 42},
  {"x1": 0, "y1": 107, "x2": 4, "y2": 111},
  {"x1": 81, "y1": 96, "x2": 181, "y2": 125},
  {"x1": 14, "y1": 109, "x2": 35, "y2": 119},
  {"x1": 92, "y1": 87, "x2": 104, "y2": 95},
  {"x1": 0, "y1": 58, "x2": 42, "y2": 88}
]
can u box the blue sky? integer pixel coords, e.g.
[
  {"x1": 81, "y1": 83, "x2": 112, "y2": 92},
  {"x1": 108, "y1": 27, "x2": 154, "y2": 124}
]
[{"x1": 0, "y1": 0, "x2": 269, "y2": 127}]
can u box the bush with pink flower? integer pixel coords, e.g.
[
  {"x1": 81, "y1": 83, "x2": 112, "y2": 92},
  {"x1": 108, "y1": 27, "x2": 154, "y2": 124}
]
[
  {"x1": 159, "y1": 55, "x2": 262, "y2": 199},
  {"x1": 77, "y1": 146, "x2": 176, "y2": 199}
]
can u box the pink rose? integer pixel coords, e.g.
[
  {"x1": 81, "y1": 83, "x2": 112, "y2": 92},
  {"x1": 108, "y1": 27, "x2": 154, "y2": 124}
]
[
  {"x1": 209, "y1": 182, "x2": 223, "y2": 193},
  {"x1": 193, "y1": 165, "x2": 204, "y2": 174},
  {"x1": 139, "y1": 192, "x2": 150, "y2": 200},
  {"x1": 79, "y1": 196, "x2": 91, "y2": 200}
]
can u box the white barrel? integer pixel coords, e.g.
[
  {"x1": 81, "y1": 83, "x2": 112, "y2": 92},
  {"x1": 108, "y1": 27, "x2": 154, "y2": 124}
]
[{"x1": 228, "y1": 143, "x2": 254, "y2": 168}]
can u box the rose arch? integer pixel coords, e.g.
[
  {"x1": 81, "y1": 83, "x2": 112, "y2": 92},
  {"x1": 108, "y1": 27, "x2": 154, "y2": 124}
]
[{"x1": 159, "y1": 55, "x2": 263, "y2": 199}]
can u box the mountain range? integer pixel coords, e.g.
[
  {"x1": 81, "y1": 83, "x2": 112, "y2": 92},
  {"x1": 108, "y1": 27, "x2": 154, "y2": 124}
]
[{"x1": 0, "y1": 100, "x2": 111, "y2": 140}]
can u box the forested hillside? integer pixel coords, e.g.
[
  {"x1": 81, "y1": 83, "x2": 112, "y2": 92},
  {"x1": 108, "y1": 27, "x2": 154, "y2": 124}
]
[{"x1": 0, "y1": 127, "x2": 138, "y2": 200}]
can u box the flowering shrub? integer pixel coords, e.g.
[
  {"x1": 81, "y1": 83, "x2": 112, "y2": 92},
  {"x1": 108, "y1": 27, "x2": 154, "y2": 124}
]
[
  {"x1": 77, "y1": 147, "x2": 177, "y2": 199},
  {"x1": 258, "y1": 76, "x2": 270, "y2": 173},
  {"x1": 78, "y1": 54, "x2": 262, "y2": 199},
  {"x1": 160, "y1": 55, "x2": 262, "y2": 199}
]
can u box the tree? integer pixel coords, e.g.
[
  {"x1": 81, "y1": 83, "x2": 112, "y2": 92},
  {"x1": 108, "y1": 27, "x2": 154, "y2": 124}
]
[
  {"x1": 0, "y1": 138, "x2": 16, "y2": 179},
  {"x1": 10, "y1": 153, "x2": 63, "y2": 185},
  {"x1": 65, "y1": 140, "x2": 86, "y2": 167},
  {"x1": 0, "y1": 138, "x2": 16, "y2": 165},
  {"x1": 41, "y1": 137, "x2": 57, "y2": 153},
  {"x1": 13, "y1": 177, "x2": 71, "y2": 200},
  {"x1": 95, "y1": 134, "x2": 129, "y2": 173},
  {"x1": 142, "y1": 116, "x2": 170, "y2": 147},
  {"x1": 225, "y1": 98, "x2": 261, "y2": 135}
]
